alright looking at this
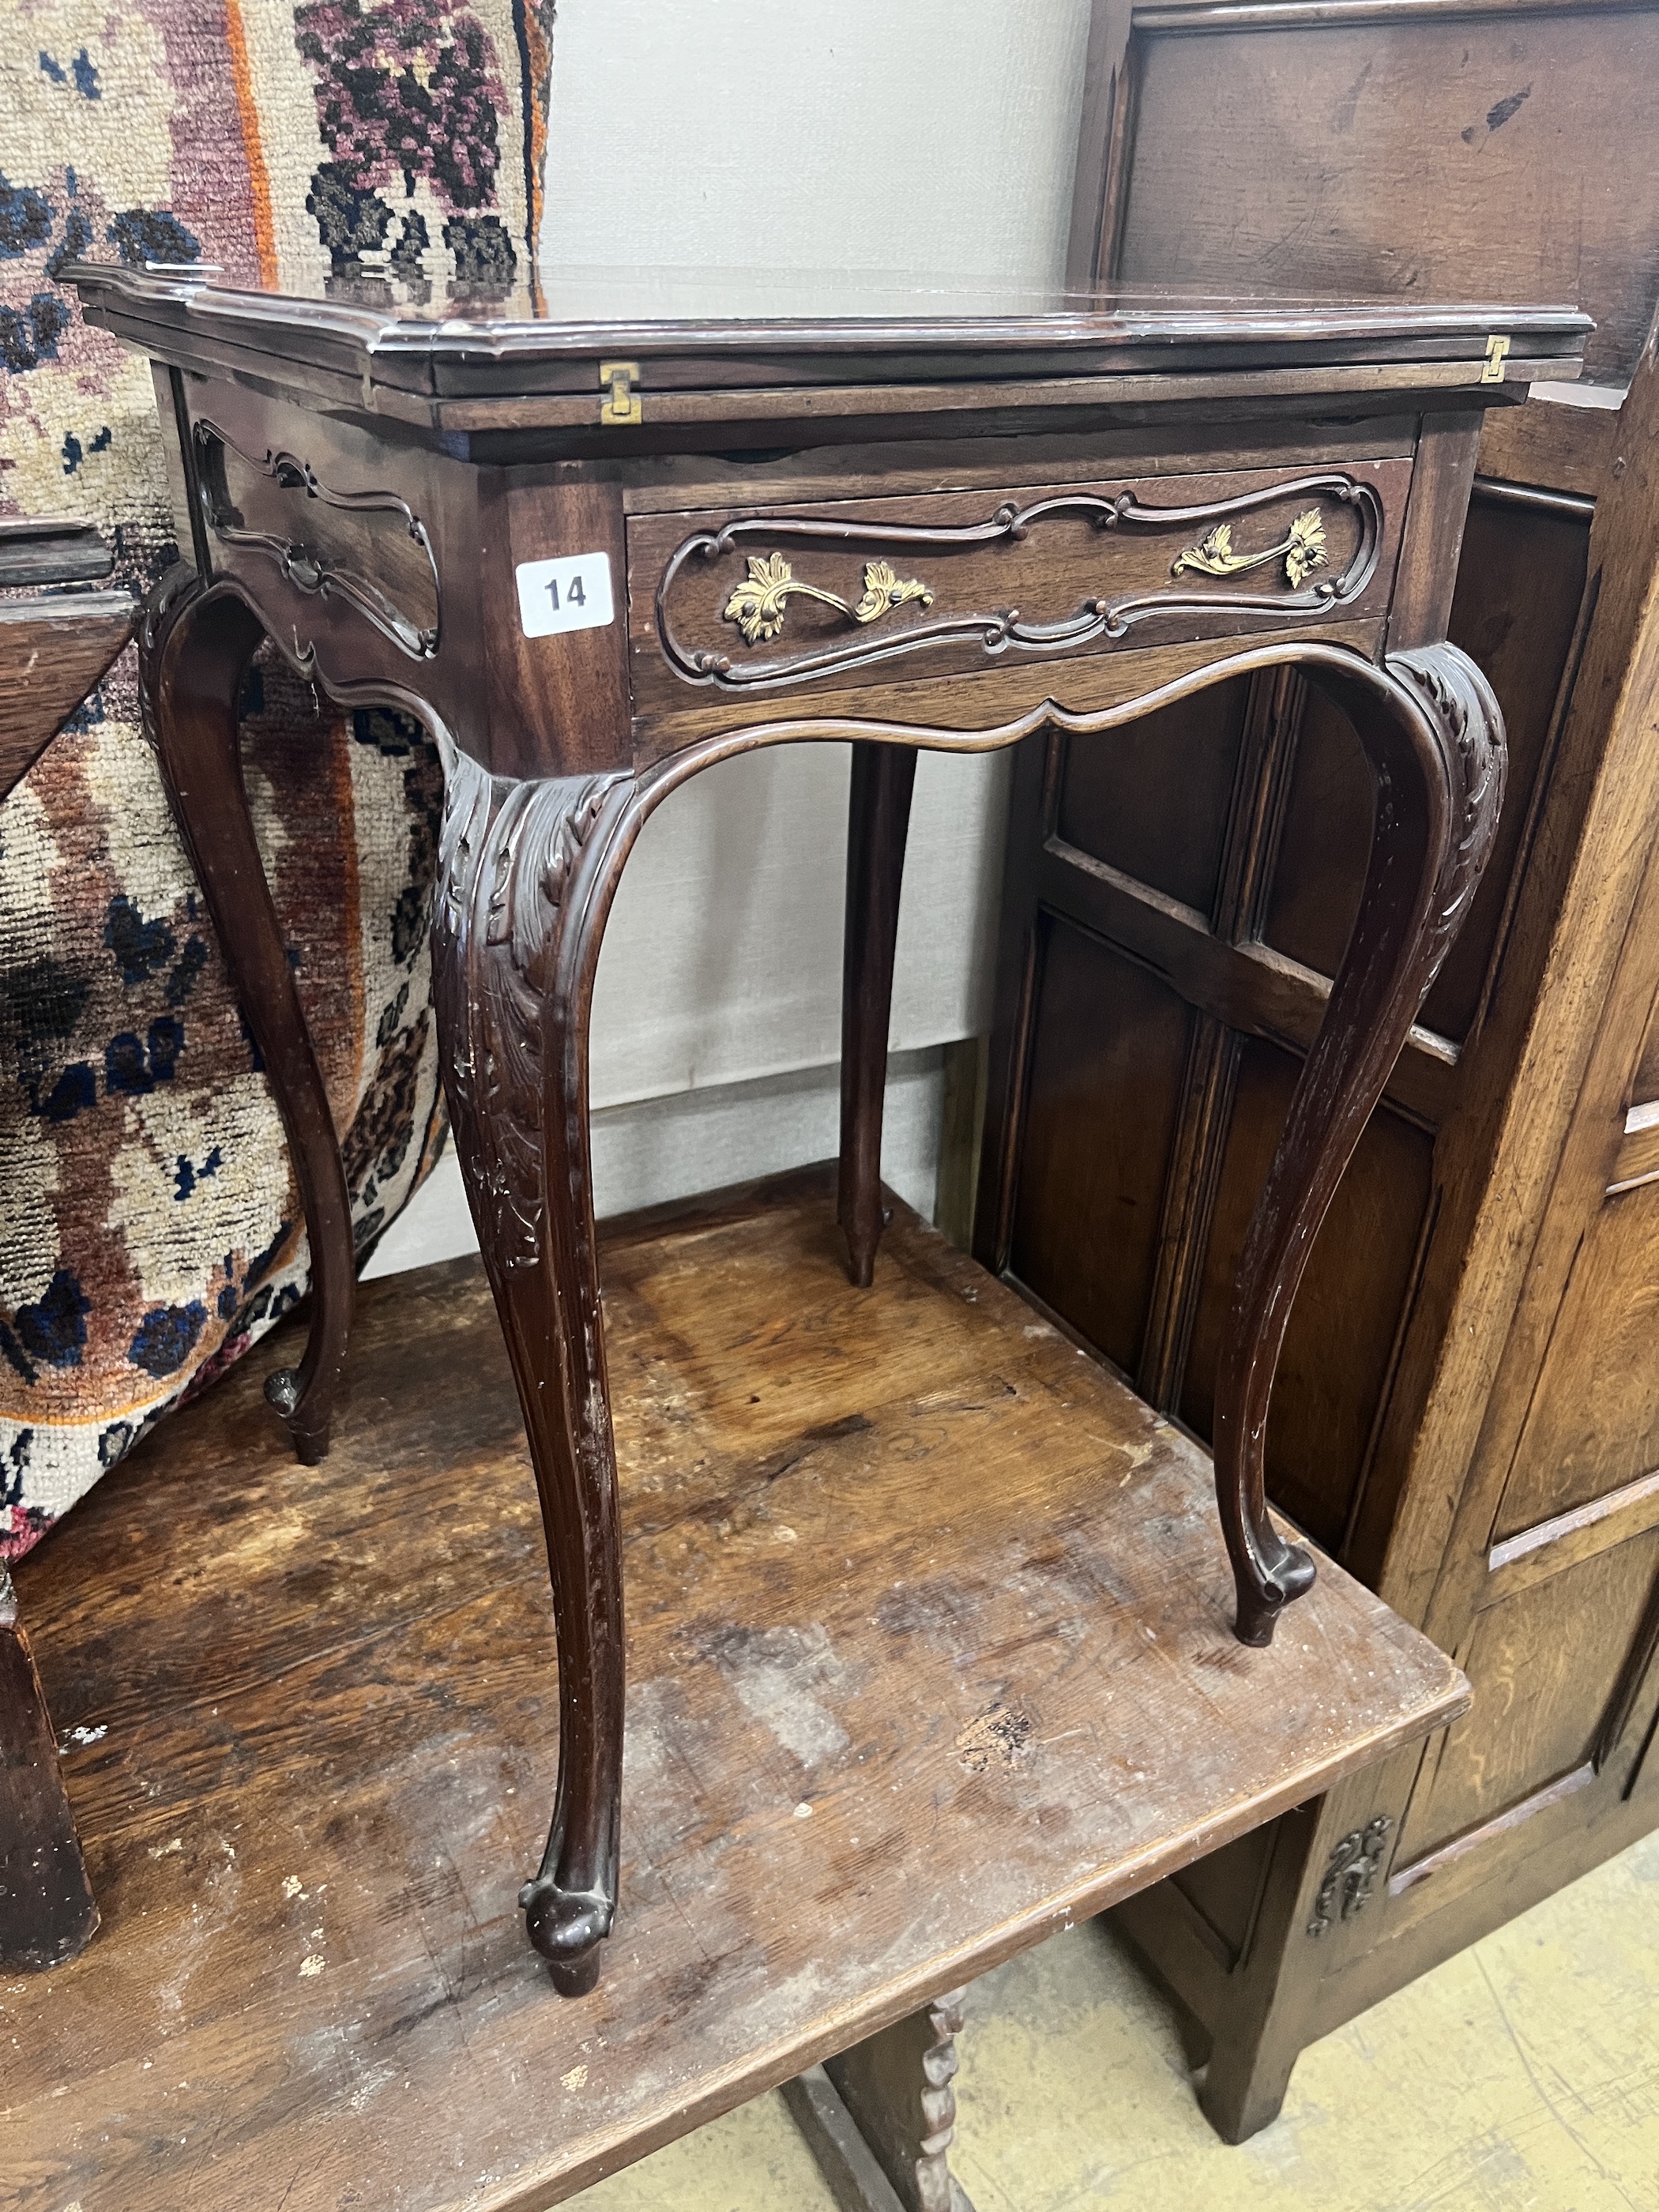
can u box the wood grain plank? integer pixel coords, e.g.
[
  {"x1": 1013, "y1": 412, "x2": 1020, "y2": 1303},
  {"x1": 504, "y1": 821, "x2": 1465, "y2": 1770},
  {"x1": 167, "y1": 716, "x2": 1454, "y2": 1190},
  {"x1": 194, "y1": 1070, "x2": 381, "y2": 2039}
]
[
  {"x1": 1478, "y1": 398, "x2": 1621, "y2": 500},
  {"x1": 1033, "y1": 836, "x2": 1458, "y2": 1126},
  {"x1": 1485, "y1": 1464, "x2": 1659, "y2": 1603},
  {"x1": 0, "y1": 517, "x2": 112, "y2": 589},
  {"x1": 0, "y1": 596, "x2": 136, "y2": 803},
  {"x1": 1608, "y1": 1107, "x2": 1659, "y2": 1196}
]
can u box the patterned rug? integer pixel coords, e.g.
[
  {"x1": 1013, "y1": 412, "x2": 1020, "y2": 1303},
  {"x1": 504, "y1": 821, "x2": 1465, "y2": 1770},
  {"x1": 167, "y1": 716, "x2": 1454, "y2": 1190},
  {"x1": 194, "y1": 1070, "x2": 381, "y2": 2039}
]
[{"x1": 0, "y1": 0, "x2": 555, "y2": 1559}]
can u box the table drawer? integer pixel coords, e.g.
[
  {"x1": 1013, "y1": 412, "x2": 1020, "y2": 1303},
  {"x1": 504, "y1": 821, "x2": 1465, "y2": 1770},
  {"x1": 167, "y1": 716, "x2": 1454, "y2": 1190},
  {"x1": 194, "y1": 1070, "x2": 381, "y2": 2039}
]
[{"x1": 628, "y1": 458, "x2": 1410, "y2": 715}]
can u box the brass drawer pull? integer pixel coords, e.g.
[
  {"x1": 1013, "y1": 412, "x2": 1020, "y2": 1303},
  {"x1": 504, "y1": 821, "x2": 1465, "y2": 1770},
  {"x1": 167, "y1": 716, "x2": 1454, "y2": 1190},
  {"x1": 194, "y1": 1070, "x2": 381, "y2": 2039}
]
[
  {"x1": 1172, "y1": 507, "x2": 1327, "y2": 589},
  {"x1": 724, "y1": 553, "x2": 934, "y2": 645}
]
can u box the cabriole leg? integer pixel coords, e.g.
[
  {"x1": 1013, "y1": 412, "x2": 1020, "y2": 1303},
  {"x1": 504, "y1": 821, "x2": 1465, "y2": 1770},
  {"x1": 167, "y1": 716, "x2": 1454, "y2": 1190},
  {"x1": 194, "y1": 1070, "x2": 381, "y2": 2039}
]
[
  {"x1": 838, "y1": 741, "x2": 917, "y2": 1286},
  {"x1": 1213, "y1": 643, "x2": 1505, "y2": 1645},
  {"x1": 137, "y1": 566, "x2": 355, "y2": 1464},
  {"x1": 429, "y1": 743, "x2": 633, "y2": 1992}
]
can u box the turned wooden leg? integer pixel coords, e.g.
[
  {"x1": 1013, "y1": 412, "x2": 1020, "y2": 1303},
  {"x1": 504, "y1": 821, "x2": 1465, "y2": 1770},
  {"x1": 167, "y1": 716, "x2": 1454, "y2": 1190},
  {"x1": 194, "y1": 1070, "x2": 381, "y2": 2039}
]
[
  {"x1": 786, "y1": 1988, "x2": 974, "y2": 2212},
  {"x1": 0, "y1": 1567, "x2": 99, "y2": 1969},
  {"x1": 1214, "y1": 643, "x2": 1505, "y2": 1644},
  {"x1": 838, "y1": 742, "x2": 917, "y2": 1286},
  {"x1": 138, "y1": 566, "x2": 355, "y2": 1465},
  {"x1": 429, "y1": 743, "x2": 634, "y2": 1992}
]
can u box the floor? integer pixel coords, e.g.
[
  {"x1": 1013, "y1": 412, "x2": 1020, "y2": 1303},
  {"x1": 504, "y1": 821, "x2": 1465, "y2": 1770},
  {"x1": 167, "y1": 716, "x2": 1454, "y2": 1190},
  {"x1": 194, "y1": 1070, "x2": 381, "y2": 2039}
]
[{"x1": 577, "y1": 1826, "x2": 1659, "y2": 2212}]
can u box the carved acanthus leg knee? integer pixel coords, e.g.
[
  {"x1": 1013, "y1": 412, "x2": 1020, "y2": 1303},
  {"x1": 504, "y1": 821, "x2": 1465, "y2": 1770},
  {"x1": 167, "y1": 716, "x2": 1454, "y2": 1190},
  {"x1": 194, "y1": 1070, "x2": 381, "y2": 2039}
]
[
  {"x1": 137, "y1": 566, "x2": 355, "y2": 1465},
  {"x1": 838, "y1": 742, "x2": 918, "y2": 1286},
  {"x1": 429, "y1": 743, "x2": 634, "y2": 1992},
  {"x1": 1213, "y1": 643, "x2": 1505, "y2": 1646}
]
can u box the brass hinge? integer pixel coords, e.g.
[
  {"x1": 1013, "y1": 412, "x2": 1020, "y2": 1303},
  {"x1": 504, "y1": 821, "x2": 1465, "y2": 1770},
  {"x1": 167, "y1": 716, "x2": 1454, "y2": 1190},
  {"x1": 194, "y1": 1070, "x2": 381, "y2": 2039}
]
[
  {"x1": 599, "y1": 359, "x2": 642, "y2": 426},
  {"x1": 1481, "y1": 333, "x2": 1511, "y2": 385}
]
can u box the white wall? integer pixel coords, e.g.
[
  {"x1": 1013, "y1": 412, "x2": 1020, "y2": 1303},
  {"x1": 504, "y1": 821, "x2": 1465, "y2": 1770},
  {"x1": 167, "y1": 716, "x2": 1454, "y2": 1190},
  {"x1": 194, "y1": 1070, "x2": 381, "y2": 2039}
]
[
  {"x1": 537, "y1": 0, "x2": 1094, "y2": 316},
  {"x1": 589, "y1": 745, "x2": 1008, "y2": 1112},
  {"x1": 364, "y1": 1046, "x2": 953, "y2": 1277},
  {"x1": 372, "y1": 2, "x2": 1093, "y2": 1272}
]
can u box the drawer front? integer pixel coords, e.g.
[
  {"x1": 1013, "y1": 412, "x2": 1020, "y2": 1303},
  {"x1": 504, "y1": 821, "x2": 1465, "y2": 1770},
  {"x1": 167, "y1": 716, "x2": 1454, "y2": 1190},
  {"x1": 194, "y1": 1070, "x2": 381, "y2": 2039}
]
[
  {"x1": 191, "y1": 407, "x2": 443, "y2": 660},
  {"x1": 628, "y1": 458, "x2": 1411, "y2": 720}
]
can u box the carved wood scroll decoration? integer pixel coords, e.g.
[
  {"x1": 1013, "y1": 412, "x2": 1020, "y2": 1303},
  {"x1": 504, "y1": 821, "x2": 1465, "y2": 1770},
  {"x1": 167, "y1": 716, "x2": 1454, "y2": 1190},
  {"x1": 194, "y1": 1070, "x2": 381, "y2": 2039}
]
[
  {"x1": 659, "y1": 474, "x2": 1382, "y2": 689},
  {"x1": 428, "y1": 743, "x2": 636, "y2": 1992},
  {"x1": 431, "y1": 746, "x2": 627, "y2": 1275},
  {"x1": 1307, "y1": 1815, "x2": 1393, "y2": 1936},
  {"x1": 192, "y1": 418, "x2": 442, "y2": 660},
  {"x1": 1390, "y1": 643, "x2": 1508, "y2": 981}
]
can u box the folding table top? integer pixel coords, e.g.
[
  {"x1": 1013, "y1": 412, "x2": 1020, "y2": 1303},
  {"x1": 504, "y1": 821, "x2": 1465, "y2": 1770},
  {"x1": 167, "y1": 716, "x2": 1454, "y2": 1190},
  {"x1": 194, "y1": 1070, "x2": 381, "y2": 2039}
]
[
  {"x1": 3, "y1": 1169, "x2": 1465, "y2": 2210},
  {"x1": 66, "y1": 260, "x2": 1587, "y2": 441}
]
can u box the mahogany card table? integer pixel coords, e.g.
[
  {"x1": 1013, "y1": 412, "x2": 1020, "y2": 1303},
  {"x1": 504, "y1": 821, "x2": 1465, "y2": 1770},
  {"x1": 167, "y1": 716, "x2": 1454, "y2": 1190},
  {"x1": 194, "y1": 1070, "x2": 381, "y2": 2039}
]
[{"x1": 65, "y1": 261, "x2": 1586, "y2": 1996}]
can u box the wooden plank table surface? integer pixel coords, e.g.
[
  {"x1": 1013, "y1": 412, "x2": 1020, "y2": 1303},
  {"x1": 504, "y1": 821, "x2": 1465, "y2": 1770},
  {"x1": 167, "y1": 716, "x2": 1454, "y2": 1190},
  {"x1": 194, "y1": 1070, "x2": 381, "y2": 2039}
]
[{"x1": 2, "y1": 1169, "x2": 1467, "y2": 2210}]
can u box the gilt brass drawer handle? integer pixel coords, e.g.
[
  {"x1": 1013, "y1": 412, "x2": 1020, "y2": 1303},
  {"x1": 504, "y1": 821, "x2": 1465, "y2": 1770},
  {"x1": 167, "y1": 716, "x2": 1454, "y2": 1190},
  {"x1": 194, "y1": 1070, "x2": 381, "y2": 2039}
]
[
  {"x1": 1172, "y1": 508, "x2": 1327, "y2": 590},
  {"x1": 724, "y1": 552, "x2": 934, "y2": 645}
]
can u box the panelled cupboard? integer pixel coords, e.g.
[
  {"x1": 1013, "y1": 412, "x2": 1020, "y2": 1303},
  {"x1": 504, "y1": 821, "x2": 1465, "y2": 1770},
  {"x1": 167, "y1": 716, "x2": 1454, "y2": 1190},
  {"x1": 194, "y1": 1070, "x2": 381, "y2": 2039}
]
[
  {"x1": 1097, "y1": 367, "x2": 1659, "y2": 2140},
  {"x1": 976, "y1": 0, "x2": 1659, "y2": 2135}
]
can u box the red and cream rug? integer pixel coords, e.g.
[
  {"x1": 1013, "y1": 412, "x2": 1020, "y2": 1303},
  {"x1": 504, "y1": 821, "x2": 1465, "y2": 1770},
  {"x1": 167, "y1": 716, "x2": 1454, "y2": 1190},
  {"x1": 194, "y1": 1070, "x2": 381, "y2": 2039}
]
[{"x1": 0, "y1": 0, "x2": 555, "y2": 1556}]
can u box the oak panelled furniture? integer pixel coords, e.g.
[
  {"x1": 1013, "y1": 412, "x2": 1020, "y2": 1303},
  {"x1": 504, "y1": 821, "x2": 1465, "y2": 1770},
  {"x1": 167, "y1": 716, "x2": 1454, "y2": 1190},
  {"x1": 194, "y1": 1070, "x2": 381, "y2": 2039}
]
[
  {"x1": 0, "y1": 520, "x2": 134, "y2": 1973},
  {"x1": 1067, "y1": 0, "x2": 1659, "y2": 390},
  {"x1": 62, "y1": 258, "x2": 1585, "y2": 1999},
  {"x1": 999, "y1": 0, "x2": 1659, "y2": 2140},
  {"x1": 1086, "y1": 359, "x2": 1659, "y2": 2144}
]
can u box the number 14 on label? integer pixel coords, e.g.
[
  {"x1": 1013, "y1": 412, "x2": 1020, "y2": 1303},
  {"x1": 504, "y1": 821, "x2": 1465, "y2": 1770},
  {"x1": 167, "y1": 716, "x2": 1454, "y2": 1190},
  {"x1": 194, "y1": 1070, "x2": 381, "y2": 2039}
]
[{"x1": 515, "y1": 551, "x2": 615, "y2": 638}]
